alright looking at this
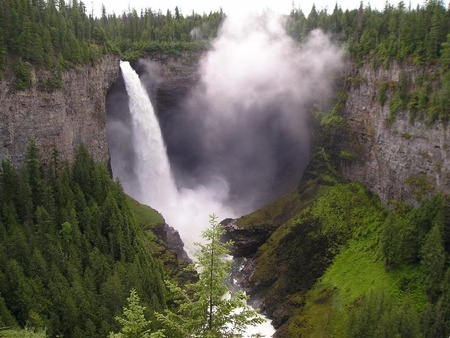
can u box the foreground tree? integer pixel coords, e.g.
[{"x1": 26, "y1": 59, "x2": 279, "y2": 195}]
[
  {"x1": 109, "y1": 289, "x2": 164, "y2": 338},
  {"x1": 155, "y1": 214, "x2": 264, "y2": 337}
]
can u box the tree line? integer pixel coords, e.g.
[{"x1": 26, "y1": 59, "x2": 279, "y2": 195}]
[
  {"x1": 0, "y1": 0, "x2": 224, "y2": 81},
  {"x1": 288, "y1": 0, "x2": 450, "y2": 125},
  {"x1": 288, "y1": 0, "x2": 450, "y2": 65}
]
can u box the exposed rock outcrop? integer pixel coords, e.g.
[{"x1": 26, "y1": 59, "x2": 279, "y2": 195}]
[
  {"x1": 153, "y1": 52, "x2": 202, "y2": 112},
  {"x1": 221, "y1": 218, "x2": 277, "y2": 257},
  {"x1": 0, "y1": 55, "x2": 120, "y2": 167},
  {"x1": 152, "y1": 222, "x2": 192, "y2": 266},
  {"x1": 342, "y1": 62, "x2": 450, "y2": 204}
]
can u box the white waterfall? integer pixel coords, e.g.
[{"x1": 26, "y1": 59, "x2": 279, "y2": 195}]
[
  {"x1": 119, "y1": 61, "x2": 178, "y2": 211},
  {"x1": 119, "y1": 61, "x2": 275, "y2": 338}
]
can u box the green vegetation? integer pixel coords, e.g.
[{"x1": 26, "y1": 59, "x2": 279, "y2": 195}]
[
  {"x1": 0, "y1": 143, "x2": 259, "y2": 337},
  {"x1": 236, "y1": 90, "x2": 450, "y2": 336},
  {"x1": 155, "y1": 215, "x2": 263, "y2": 337},
  {"x1": 243, "y1": 168, "x2": 450, "y2": 336},
  {"x1": 378, "y1": 81, "x2": 389, "y2": 106},
  {"x1": 288, "y1": 0, "x2": 450, "y2": 65},
  {"x1": 0, "y1": 142, "x2": 167, "y2": 336},
  {"x1": 287, "y1": 0, "x2": 450, "y2": 125},
  {"x1": 0, "y1": 0, "x2": 224, "y2": 81},
  {"x1": 109, "y1": 289, "x2": 164, "y2": 338},
  {"x1": 14, "y1": 57, "x2": 32, "y2": 90}
]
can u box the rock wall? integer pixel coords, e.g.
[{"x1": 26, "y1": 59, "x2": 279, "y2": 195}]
[
  {"x1": 342, "y1": 63, "x2": 450, "y2": 204},
  {"x1": 0, "y1": 55, "x2": 120, "y2": 167}
]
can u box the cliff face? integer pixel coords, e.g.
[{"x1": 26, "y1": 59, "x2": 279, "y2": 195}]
[
  {"x1": 0, "y1": 55, "x2": 120, "y2": 167},
  {"x1": 342, "y1": 63, "x2": 450, "y2": 204}
]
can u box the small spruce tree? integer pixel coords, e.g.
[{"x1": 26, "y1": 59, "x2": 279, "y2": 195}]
[
  {"x1": 109, "y1": 289, "x2": 164, "y2": 338},
  {"x1": 155, "y1": 214, "x2": 264, "y2": 338}
]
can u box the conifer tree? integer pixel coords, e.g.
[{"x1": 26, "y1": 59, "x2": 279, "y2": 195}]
[
  {"x1": 155, "y1": 215, "x2": 263, "y2": 338},
  {"x1": 421, "y1": 223, "x2": 446, "y2": 300},
  {"x1": 109, "y1": 288, "x2": 163, "y2": 338}
]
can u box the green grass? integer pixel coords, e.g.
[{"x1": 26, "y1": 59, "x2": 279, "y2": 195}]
[
  {"x1": 286, "y1": 224, "x2": 426, "y2": 337},
  {"x1": 236, "y1": 191, "x2": 303, "y2": 230},
  {"x1": 125, "y1": 196, "x2": 194, "y2": 283},
  {"x1": 126, "y1": 196, "x2": 164, "y2": 230},
  {"x1": 240, "y1": 179, "x2": 429, "y2": 337}
]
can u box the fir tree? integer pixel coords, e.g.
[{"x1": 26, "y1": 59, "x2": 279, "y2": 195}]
[
  {"x1": 421, "y1": 223, "x2": 446, "y2": 301},
  {"x1": 155, "y1": 214, "x2": 264, "y2": 338},
  {"x1": 109, "y1": 289, "x2": 164, "y2": 338}
]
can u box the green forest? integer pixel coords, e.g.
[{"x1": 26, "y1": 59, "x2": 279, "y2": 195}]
[
  {"x1": 0, "y1": 142, "x2": 169, "y2": 336},
  {"x1": 231, "y1": 92, "x2": 450, "y2": 336},
  {"x1": 0, "y1": 143, "x2": 264, "y2": 337},
  {"x1": 2, "y1": 0, "x2": 450, "y2": 70}
]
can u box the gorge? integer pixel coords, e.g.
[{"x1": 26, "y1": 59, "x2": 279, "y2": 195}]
[
  {"x1": 2, "y1": 4, "x2": 450, "y2": 337},
  {"x1": 2, "y1": 50, "x2": 450, "y2": 336}
]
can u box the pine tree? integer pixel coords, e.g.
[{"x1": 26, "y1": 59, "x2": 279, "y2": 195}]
[
  {"x1": 109, "y1": 288, "x2": 164, "y2": 338},
  {"x1": 155, "y1": 215, "x2": 264, "y2": 337},
  {"x1": 421, "y1": 223, "x2": 446, "y2": 300}
]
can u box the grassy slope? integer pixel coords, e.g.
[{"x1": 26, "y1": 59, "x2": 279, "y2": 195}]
[
  {"x1": 126, "y1": 196, "x2": 193, "y2": 282},
  {"x1": 127, "y1": 195, "x2": 165, "y2": 229},
  {"x1": 239, "y1": 180, "x2": 426, "y2": 336},
  {"x1": 290, "y1": 234, "x2": 426, "y2": 337}
]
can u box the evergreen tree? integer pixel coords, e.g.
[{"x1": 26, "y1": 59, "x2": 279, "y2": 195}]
[
  {"x1": 421, "y1": 223, "x2": 446, "y2": 300},
  {"x1": 109, "y1": 289, "x2": 164, "y2": 338},
  {"x1": 155, "y1": 215, "x2": 263, "y2": 338},
  {"x1": 0, "y1": 144, "x2": 168, "y2": 336}
]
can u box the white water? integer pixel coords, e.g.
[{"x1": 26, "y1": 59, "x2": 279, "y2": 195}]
[
  {"x1": 119, "y1": 61, "x2": 275, "y2": 337},
  {"x1": 120, "y1": 61, "x2": 178, "y2": 212}
]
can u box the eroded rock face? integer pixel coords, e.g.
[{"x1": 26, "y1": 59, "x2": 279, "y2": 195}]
[
  {"x1": 152, "y1": 222, "x2": 192, "y2": 266},
  {"x1": 342, "y1": 62, "x2": 450, "y2": 204},
  {"x1": 0, "y1": 55, "x2": 120, "y2": 167},
  {"x1": 221, "y1": 218, "x2": 277, "y2": 257}
]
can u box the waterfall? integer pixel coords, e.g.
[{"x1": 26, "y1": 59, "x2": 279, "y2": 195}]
[
  {"x1": 118, "y1": 61, "x2": 275, "y2": 337},
  {"x1": 119, "y1": 61, "x2": 178, "y2": 211}
]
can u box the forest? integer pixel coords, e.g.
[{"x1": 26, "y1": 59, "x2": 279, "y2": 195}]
[
  {"x1": 1, "y1": 0, "x2": 450, "y2": 69},
  {"x1": 0, "y1": 142, "x2": 168, "y2": 336}
]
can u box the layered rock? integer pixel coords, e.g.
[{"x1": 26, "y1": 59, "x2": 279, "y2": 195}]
[
  {"x1": 342, "y1": 62, "x2": 450, "y2": 204},
  {"x1": 0, "y1": 55, "x2": 120, "y2": 167}
]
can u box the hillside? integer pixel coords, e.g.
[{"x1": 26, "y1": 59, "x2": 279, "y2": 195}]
[
  {"x1": 0, "y1": 143, "x2": 192, "y2": 336},
  {"x1": 224, "y1": 74, "x2": 450, "y2": 336}
]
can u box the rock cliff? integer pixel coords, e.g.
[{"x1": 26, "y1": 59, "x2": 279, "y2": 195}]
[
  {"x1": 342, "y1": 63, "x2": 450, "y2": 204},
  {"x1": 0, "y1": 55, "x2": 120, "y2": 167}
]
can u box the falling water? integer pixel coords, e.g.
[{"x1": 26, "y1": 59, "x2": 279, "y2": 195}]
[
  {"x1": 119, "y1": 61, "x2": 178, "y2": 211},
  {"x1": 119, "y1": 61, "x2": 275, "y2": 337}
]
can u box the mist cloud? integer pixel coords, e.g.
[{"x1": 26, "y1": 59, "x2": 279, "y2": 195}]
[
  {"x1": 168, "y1": 12, "x2": 344, "y2": 214},
  {"x1": 107, "y1": 11, "x2": 344, "y2": 247}
]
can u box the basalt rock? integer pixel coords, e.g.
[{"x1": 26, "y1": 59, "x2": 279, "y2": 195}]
[
  {"x1": 342, "y1": 62, "x2": 450, "y2": 204},
  {"x1": 221, "y1": 218, "x2": 278, "y2": 257},
  {"x1": 0, "y1": 55, "x2": 120, "y2": 167},
  {"x1": 152, "y1": 222, "x2": 192, "y2": 266}
]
